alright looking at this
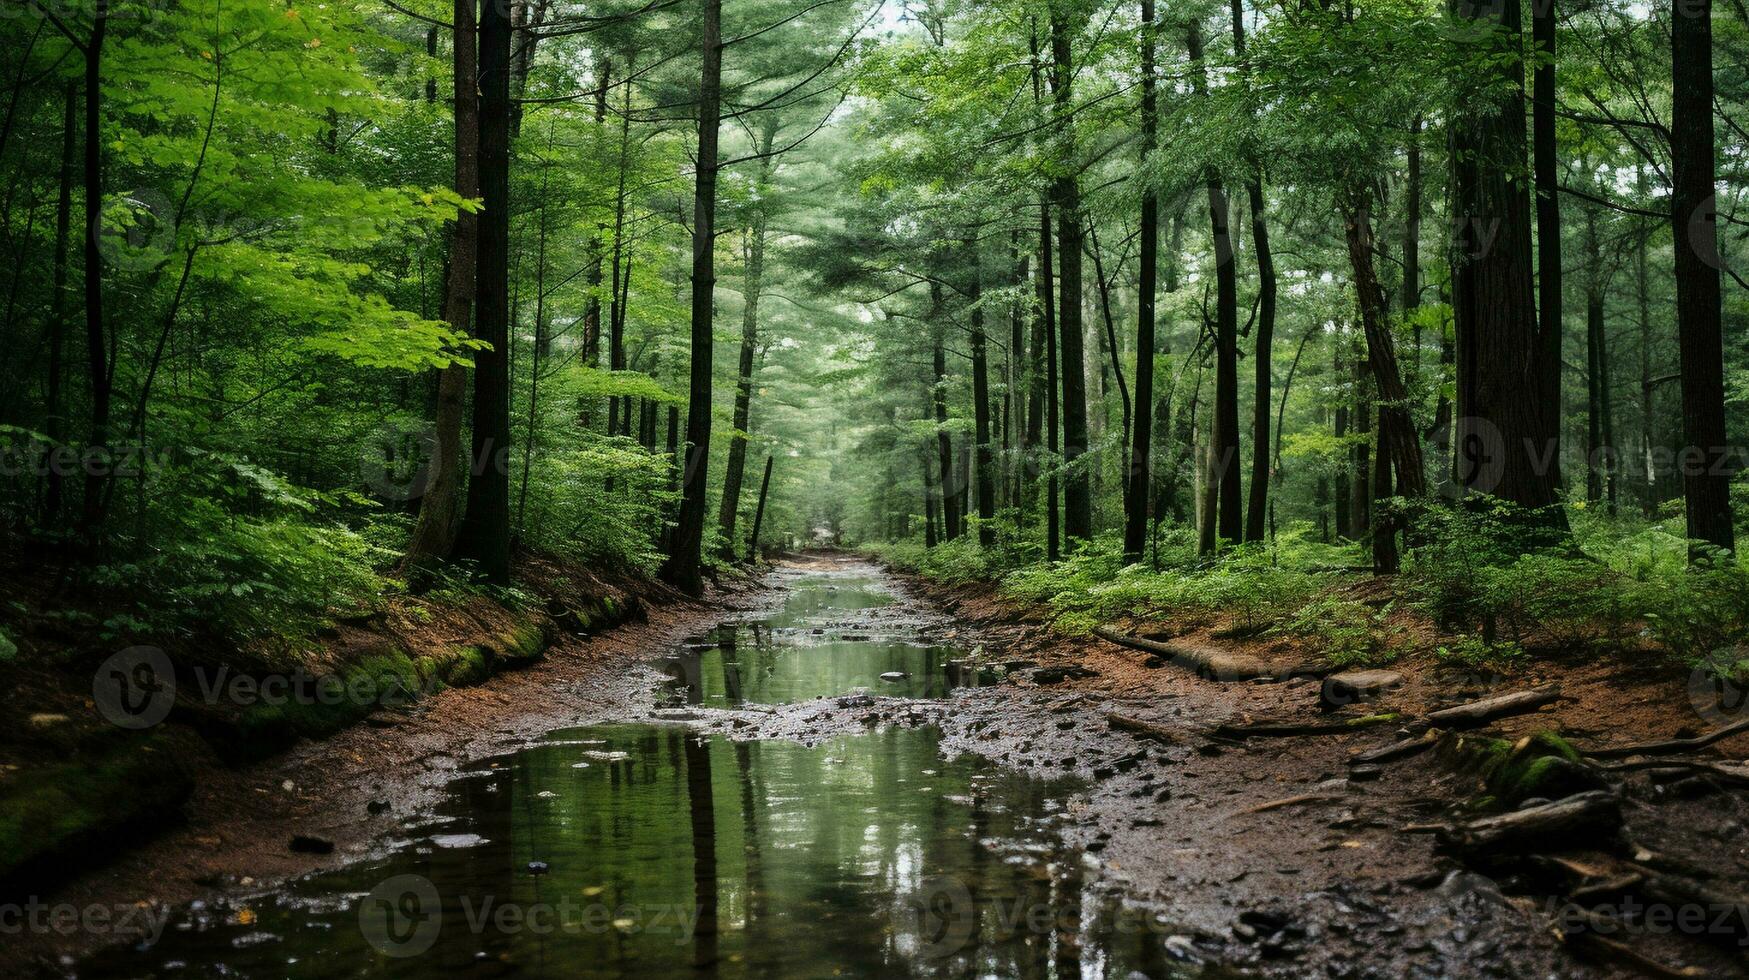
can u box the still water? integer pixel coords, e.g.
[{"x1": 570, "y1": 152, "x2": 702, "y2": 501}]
[
  {"x1": 662, "y1": 573, "x2": 982, "y2": 705},
  {"x1": 80, "y1": 571, "x2": 1205, "y2": 979}
]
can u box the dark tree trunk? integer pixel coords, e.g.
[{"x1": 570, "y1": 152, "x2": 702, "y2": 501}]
[
  {"x1": 580, "y1": 57, "x2": 612, "y2": 371},
  {"x1": 1351, "y1": 362, "x2": 1372, "y2": 540},
  {"x1": 931, "y1": 289, "x2": 961, "y2": 541},
  {"x1": 1049, "y1": 10, "x2": 1093, "y2": 547},
  {"x1": 1044, "y1": 207, "x2": 1061, "y2": 561},
  {"x1": 605, "y1": 65, "x2": 634, "y2": 434},
  {"x1": 746, "y1": 454, "x2": 773, "y2": 562},
  {"x1": 79, "y1": 1, "x2": 109, "y2": 537},
  {"x1": 1532, "y1": 0, "x2": 1563, "y2": 482},
  {"x1": 1449, "y1": 0, "x2": 1562, "y2": 521},
  {"x1": 923, "y1": 443, "x2": 939, "y2": 549},
  {"x1": 1374, "y1": 408, "x2": 1398, "y2": 573},
  {"x1": 1344, "y1": 188, "x2": 1428, "y2": 500},
  {"x1": 1188, "y1": 22, "x2": 1241, "y2": 551},
  {"x1": 1124, "y1": 0, "x2": 1159, "y2": 564},
  {"x1": 1089, "y1": 230, "x2": 1130, "y2": 512},
  {"x1": 661, "y1": 0, "x2": 723, "y2": 595},
  {"x1": 1334, "y1": 353, "x2": 1352, "y2": 540},
  {"x1": 454, "y1": 0, "x2": 513, "y2": 584},
  {"x1": 717, "y1": 128, "x2": 775, "y2": 559},
  {"x1": 1636, "y1": 164, "x2": 1659, "y2": 517},
  {"x1": 969, "y1": 241, "x2": 995, "y2": 546},
  {"x1": 1671, "y1": 0, "x2": 1735, "y2": 556},
  {"x1": 1402, "y1": 116, "x2": 1422, "y2": 316},
  {"x1": 1232, "y1": 0, "x2": 1276, "y2": 545},
  {"x1": 43, "y1": 81, "x2": 74, "y2": 524}
]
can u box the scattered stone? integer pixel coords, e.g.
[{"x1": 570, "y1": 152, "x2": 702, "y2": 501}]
[
  {"x1": 879, "y1": 671, "x2": 908, "y2": 682},
  {"x1": 289, "y1": 835, "x2": 334, "y2": 855},
  {"x1": 527, "y1": 861, "x2": 550, "y2": 875},
  {"x1": 1320, "y1": 671, "x2": 1405, "y2": 710}
]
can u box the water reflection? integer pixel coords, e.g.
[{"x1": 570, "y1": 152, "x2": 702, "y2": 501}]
[
  {"x1": 663, "y1": 575, "x2": 992, "y2": 705},
  {"x1": 84, "y1": 725, "x2": 1209, "y2": 979}
]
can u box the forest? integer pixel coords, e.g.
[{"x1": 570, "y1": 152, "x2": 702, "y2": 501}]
[{"x1": 4, "y1": 0, "x2": 1749, "y2": 976}]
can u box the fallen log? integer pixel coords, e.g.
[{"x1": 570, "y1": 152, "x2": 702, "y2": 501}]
[
  {"x1": 1435, "y1": 791, "x2": 1622, "y2": 857},
  {"x1": 1597, "y1": 757, "x2": 1749, "y2": 787},
  {"x1": 1107, "y1": 713, "x2": 1179, "y2": 744},
  {"x1": 1213, "y1": 713, "x2": 1400, "y2": 740},
  {"x1": 1091, "y1": 627, "x2": 1273, "y2": 681},
  {"x1": 1236, "y1": 793, "x2": 1344, "y2": 816},
  {"x1": 1424, "y1": 684, "x2": 1562, "y2": 729},
  {"x1": 1350, "y1": 729, "x2": 1440, "y2": 765},
  {"x1": 1581, "y1": 716, "x2": 1749, "y2": 760}
]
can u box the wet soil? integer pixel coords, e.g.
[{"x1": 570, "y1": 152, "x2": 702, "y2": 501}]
[{"x1": 11, "y1": 554, "x2": 1749, "y2": 978}]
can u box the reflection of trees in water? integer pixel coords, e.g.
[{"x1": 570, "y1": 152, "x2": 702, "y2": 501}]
[{"x1": 685, "y1": 732, "x2": 720, "y2": 973}]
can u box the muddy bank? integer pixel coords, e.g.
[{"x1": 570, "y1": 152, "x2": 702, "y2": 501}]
[{"x1": 11, "y1": 555, "x2": 1748, "y2": 977}]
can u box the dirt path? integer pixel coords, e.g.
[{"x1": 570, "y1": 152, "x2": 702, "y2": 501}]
[{"x1": 11, "y1": 554, "x2": 1736, "y2": 977}]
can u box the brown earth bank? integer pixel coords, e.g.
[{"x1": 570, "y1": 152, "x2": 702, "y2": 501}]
[{"x1": 5, "y1": 552, "x2": 1749, "y2": 978}]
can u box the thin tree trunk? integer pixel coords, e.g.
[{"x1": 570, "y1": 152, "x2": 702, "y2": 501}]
[
  {"x1": 969, "y1": 240, "x2": 995, "y2": 546},
  {"x1": 661, "y1": 0, "x2": 723, "y2": 594},
  {"x1": 746, "y1": 454, "x2": 773, "y2": 562},
  {"x1": 1050, "y1": 8, "x2": 1093, "y2": 546},
  {"x1": 1124, "y1": 0, "x2": 1158, "y2": 564},
  {"x1": 931, "y1": 284, "x2": 960, "y2": 540},
  {"x1": 580, "y1": 57, "x2": 612, "y2": 370},
  {"x1": 43, "y1": 80, "x2": 74, "y2": 524},
  {"x1": 1188, "y1": 22, "x2": 1241, "y2": 551},
  {"x1": 79, "y1": 1, "x2": 109, "y2": 538},
  {"x1": 717, "y1": 124, "x2": 776, "y2": 558},
  {"x1": 1232, "y1": 0, "x2": 1276, "y2": 545},
  {"x1": 1671, "y1": 0, "x2": 1735, "y2": 555},
  {"x1": 1344, "y1": 188, "x2": 1428, "y2": 500}
]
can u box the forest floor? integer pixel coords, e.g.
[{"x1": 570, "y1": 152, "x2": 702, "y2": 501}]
[{"x1": 8, "y1": 553, "x2": 1749, "y2": 977}]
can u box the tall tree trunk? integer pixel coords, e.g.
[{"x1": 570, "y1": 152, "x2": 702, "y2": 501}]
[
  {"x1": 1044, "y1": 207, "x2": 1061, "y2": 562},
  {"x1": 43, "y1": 81, "x2": 74, "y2": 525},
  {"x1": 1050, "y1": 8, "x2": 1093, "y2": 547},
  {"x1": 1671, "y1": 0, "x2": 1735, "y2": 556},
  {"x1": 922, "y1": 442, "x2": 939, "y2": 549},
  {"x1": 660, "y1": 0, "x2": 722, "y2": 594},
  {"x1": 580, "y1": 57, "x2": 612, "y2": 371},
  {"x1": 717, "y1": 125, "x2": 776, "y2": 558},
  {"x1": 1188, "y1": 22, "x2": 1241, "y2": 551},
  {"x1": 931, "y1": 284, "x2": 961, "y2": 541},
  {"x1": 1334, "y1": 351, "x2": 1352, "y2": 540},
  {"x1": 1449, "y1": 0, "x2": 1562, "y2": 522},
  {"x1": 454, "y1": 0, "x2": 512, "y2": 584},
  {"x1": 1351, "y1": 361, "x2": 1372, "y2": 540},
  {"x1": 1027, "y1": 204, "x2": 1051, "y2": 536},
  {"x1": 604, "y1": 63, "x2": 634, "y2": 434},
  {"x1": 1343, "y1": 187, "x2": 1428, "y2": 500},
  {"x1": 1232, "y1": 0, "x2": 1276, "y2": 545},
  {"x1": 1124, "y1": 0, "x2": 1158, "y2": 564},
  {"x1": 1532, "y1": 0, "x2": 1563, "y2": 486},
  {"x1": 79, "y1": 0, "x2": 109, "y2": 538},
  {"x1": 969, "y1": 241, "x2": 996, "y2": 546},
  {"x1": 1089, "y1": 230, "x2": 1130, "y2": 513},
  {"x1": 408, "y1": 0, "x2": 478, "y2": 569},
  {"x1": 1637, "y1": 164, "x2": 1659, "y2": 517},
  {"x1": 1402, "y1": 116, "x2": 1423, "y2": 316}
]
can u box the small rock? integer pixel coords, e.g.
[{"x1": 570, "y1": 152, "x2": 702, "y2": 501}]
[
  {"x1": 1320, "y1": 671, "x2": 1405, "y2": 710},
  {"x1": 289, "y1": 835, "x2": 334, "y2": 855},
  {"x1": 527, "y1": 861, "x2": 550, "y2": 875},
  {"x1": 879, "y1": 672, "x2": 908, "y2": 682},
  {"x1": 366, "y1": 800, "x2": 391, "y2": 815}
]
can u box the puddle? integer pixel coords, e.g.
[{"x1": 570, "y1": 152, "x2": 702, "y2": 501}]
[
  {"x1": 78, "y1": 570, "x2": 1221, "y2": 978},
  {"x1": 662, "y1": 574, "x2": 995, "y2": 705},
  {"x1": 84, "y1": 725, "x2": 1211, "y2": 977}
]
